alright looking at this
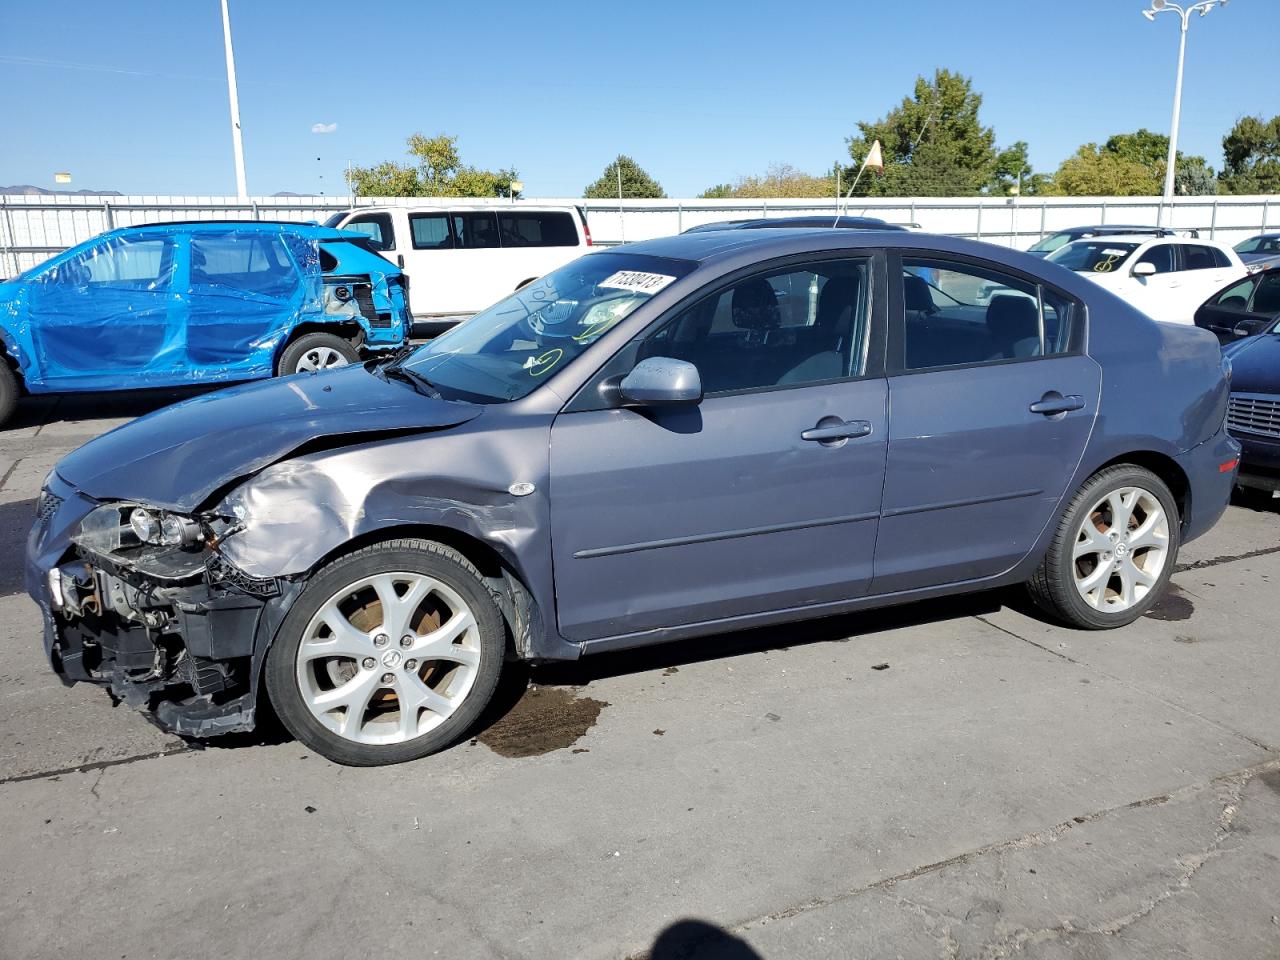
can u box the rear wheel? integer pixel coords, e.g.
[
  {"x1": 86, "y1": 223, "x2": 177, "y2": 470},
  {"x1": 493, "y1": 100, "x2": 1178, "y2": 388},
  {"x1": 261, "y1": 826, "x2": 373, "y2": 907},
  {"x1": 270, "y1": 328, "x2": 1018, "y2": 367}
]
[
  {"x1": 0, "y1": 363, "x2": 17, "y2": 428},
  {"x1": 265, "y1": 539, "x2": 506, "y2": 765},
  {"x1": 1027, "y1": 465, "x2": 1179, "y2": 629},
  {"x1": 277, "y1": 332, "x2": 358, "y2": 376}
]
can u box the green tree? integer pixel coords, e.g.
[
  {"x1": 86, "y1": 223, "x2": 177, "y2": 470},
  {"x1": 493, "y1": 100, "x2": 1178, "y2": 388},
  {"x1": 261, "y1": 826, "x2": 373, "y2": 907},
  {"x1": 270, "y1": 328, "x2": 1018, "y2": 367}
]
[
  {"x1": 346, "y1": 133, "x2": 519, "y2": 198},
  {"x1": 1044, "y1": 145, "x2": 1161, "y2": 196},
  {"x1": 988, "y1": 141, "x2": 1050, "y2": 196},
  {"x1": 1219, "y1": 115, "x2": 1280, "y2": 194},
  {"x1": 699, "y1": 163, "x2": 836, "y2": 199},
  {"x1": 844, "y1": 68, "x2": 999, "y2": 196},
  {"x1": 1103, "y1": 129, "x2": 1216, "y2": 195},
  {"x1": 583, "y1": 155, "x2": 666, "y2": 199}
]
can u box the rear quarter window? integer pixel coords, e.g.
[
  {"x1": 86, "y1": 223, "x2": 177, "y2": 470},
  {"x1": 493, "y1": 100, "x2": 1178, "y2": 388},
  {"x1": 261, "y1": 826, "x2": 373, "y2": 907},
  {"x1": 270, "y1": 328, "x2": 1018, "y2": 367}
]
[{"x1": 496, "y1": 211, "x2": 579, "y2": 247}]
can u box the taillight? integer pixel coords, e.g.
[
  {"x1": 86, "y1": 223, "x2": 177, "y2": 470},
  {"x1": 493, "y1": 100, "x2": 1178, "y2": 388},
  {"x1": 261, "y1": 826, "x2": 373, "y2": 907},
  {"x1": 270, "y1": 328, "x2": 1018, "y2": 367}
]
[{"x1": 583, "y1": 220, "x2": 593, "y2": 246}]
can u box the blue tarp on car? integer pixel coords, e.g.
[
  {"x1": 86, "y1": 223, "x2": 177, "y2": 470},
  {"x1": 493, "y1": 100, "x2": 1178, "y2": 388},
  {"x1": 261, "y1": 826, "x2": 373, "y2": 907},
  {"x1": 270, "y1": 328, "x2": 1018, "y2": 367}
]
[{"x1": 0, "y1": 222, "x2": 407, "y2": 392}]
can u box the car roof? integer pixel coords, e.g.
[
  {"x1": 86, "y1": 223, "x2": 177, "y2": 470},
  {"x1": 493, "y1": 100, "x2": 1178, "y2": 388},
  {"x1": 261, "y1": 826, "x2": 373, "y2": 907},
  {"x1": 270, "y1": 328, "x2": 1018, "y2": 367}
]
[
  {"x1": 117, "y1": 220, "x2": 355, "y2": 241},
  {"x1": 615, "y1": 228, "x2": 999, "y2": 265},
  {"x1": 337, "y1": 204, "x2": 581, "y2": 214},
  {"x1": 1060, "y1": 233, "x2": 1169, "y2": 245},
  {"x1": 1058, "y1": 224, "x2": 1161, "y2": 233}
]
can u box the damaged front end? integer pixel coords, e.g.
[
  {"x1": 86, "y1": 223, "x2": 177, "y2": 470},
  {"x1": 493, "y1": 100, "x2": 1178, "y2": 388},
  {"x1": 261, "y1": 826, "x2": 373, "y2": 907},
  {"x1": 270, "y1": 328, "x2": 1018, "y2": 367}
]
[{"x1": 39, "y1": 493, "x2": 295, "y2": 738}]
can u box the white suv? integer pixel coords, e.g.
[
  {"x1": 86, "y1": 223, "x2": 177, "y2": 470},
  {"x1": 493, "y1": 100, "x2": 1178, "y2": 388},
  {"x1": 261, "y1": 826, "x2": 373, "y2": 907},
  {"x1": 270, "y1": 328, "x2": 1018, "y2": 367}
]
[
  {"x1": 1046, "y1": 235, "x2": 1246, "y2": 324},
  {"x1": 325, "y1": 205, "x2": 593, "y2": 332}
]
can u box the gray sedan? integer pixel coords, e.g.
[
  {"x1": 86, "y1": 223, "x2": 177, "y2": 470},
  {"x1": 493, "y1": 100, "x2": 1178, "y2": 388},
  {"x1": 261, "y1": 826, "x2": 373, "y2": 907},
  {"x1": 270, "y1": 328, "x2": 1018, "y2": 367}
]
[{"x1": 27, "y1": 229, "x2": 1240, "y2": 765}]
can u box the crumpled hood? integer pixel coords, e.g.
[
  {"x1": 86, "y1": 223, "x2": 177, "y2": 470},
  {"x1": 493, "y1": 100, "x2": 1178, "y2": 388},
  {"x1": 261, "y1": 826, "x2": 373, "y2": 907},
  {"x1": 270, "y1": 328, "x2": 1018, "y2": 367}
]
[
  {"x1": 1223, "y1": 333, "x2": 1280, "y2": 395},
  {"x1": 56, "y1": 364, "x2": 482, "y2": 511}
]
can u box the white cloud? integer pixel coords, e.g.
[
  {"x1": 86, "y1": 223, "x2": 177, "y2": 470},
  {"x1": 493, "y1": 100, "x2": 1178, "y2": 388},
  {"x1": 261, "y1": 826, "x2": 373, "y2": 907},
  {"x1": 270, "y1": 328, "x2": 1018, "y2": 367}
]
[{"x1": 311, "y1": 122, "x2": 338, "y2": 135}]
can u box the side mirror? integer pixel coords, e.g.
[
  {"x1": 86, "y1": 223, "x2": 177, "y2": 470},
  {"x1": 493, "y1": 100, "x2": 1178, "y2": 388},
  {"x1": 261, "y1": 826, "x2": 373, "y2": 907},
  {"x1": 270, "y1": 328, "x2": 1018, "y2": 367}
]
[
  {"x1": 1132, "y1": 262, "x2": 1157, "y2": 277},
  {"x1": 617, "y1": 357, "x2": 702, "y2": 407}
]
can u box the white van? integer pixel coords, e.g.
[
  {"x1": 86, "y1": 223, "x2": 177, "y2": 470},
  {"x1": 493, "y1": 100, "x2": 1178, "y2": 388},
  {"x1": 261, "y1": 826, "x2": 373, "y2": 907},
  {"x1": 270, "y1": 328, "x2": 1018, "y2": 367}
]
[{"x1": 324, "y1": 205, "x2": 594, "y2": 332}]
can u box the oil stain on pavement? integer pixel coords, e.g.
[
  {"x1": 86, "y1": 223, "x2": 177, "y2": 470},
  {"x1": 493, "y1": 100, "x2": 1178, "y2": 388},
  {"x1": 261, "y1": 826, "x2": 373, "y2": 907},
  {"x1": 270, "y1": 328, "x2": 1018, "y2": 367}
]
[
  {"x1": 476, "y1": 686, "x2": 608, "y2": 758},
  {"x1": 1146, "y1": 583, "x2": 1195, "y2": 622}
]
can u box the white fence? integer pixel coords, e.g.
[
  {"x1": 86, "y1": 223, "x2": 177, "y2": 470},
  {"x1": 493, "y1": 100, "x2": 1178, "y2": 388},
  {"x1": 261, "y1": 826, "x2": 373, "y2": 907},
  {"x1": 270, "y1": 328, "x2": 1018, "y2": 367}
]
[{"x1": 2, "y1": 192, "x2": 1277, "y2": 275}]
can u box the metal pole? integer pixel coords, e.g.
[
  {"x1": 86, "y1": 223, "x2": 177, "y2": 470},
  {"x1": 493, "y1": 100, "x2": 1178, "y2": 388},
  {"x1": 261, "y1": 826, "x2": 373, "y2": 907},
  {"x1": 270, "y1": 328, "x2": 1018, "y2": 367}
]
[
  {"x1": 1209, "y1": 197, "x2": 1219, "y2": 239},
  {"x1": 617, "y1": 164, "x2": 624, "y2": 243},
  {"x1": 220, "y1": 0, "x2": 249, "y2": 200},
  {"x1": 1160, "y1": 11, "x2": 1189, "y2": 228}
]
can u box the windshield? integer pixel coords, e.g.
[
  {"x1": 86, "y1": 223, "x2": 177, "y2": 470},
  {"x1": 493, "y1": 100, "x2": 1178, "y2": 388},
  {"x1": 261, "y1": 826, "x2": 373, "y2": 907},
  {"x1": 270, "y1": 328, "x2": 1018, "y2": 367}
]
[
  {"x1": 1235, "y1": 236, "x2": 1280, "y2": 255},
  {"x1": 1028, "y1": 232, "x2": 1074, "y2": 254},
  {"x1": 1046, "y1": 241, "x2": 1140, "y2": 273},
  {"x1": 401, "y1": 253, "x2": 696, "y2": 402}
]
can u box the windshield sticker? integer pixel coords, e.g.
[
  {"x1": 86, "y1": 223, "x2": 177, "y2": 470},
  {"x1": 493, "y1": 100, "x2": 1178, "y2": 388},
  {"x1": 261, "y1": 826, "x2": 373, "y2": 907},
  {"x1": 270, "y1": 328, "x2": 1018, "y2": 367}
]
[
  {"x1": 523, "y1": 348, "x2": 564, "y2": 377},
  {"x1": 599, "y1": 271, "x2": 677, "y2": 295},
  {"x1": 1100, "y1": 248, "x2": 1129, "y2": 257}
]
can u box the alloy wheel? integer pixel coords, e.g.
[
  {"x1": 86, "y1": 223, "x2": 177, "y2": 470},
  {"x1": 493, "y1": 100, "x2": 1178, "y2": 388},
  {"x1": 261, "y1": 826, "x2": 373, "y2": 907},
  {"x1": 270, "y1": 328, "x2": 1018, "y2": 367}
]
[
  {"x1": 296, "y1": 345, "x2": 349, "y2": 371},
  {"x1": 1071, "y1": 486, "x2": 1170, "y2": 613},
  {"x1": 295, "y1": 572, "x2": 482, "y2": 745}
]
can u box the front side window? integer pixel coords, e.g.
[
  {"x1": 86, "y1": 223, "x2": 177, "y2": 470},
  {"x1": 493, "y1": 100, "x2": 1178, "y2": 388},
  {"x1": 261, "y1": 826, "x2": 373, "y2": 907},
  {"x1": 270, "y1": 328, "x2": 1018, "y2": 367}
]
[
  {"x1": 1028, "y1": 232, "x2": 1073, "y2": 254},
  {"x1": 343, "y1": 213, "x2": 394, "y2": 251},
  {"x1": 901, "y1": 258, "x2": 1076, "y2": 370},
  {"x1": 190, "y1": 233, "x2": 298, "y2": 299},
  {"x1": 1046, "y1": 241, "x2": 1139, "y2": 274},
  {"x1": 50, "y1": 235, "x2": 175, "y2": 288},
  {"x1": 1135, "y1": 244, "x2": 1175, "y2": 274},
  {"x1": 409, "y1": 214, "x2": 452, "y2": 250},
  {"x1": 497, "y1": 211, "x2": 578, "y2": 247},
  {"x1": 1253, "y1": 273, "x2": 1280, "y2": 315},
  {"x1": 401, "y1": 253, "x2": 696, "y2": 402},
  {"x1": 642, "y1": 260, "x2": 871, "y2": 394}
]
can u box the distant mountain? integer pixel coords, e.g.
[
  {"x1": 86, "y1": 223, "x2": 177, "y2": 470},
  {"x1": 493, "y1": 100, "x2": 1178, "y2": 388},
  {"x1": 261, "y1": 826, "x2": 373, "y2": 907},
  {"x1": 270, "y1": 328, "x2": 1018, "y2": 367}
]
[{"x1": 1, "y1": 185, "x2": 123, "y2": 196}]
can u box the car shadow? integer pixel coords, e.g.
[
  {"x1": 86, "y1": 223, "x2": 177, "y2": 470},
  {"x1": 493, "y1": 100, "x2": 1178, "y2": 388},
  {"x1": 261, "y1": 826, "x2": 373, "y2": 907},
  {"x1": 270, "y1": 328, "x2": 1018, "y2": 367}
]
[
  {"x1": 2, "y1": 386, "x2": 223, "y2": 435},
  {"x1": 644, "y1": 919, "x2": 764, "y2": 959}
]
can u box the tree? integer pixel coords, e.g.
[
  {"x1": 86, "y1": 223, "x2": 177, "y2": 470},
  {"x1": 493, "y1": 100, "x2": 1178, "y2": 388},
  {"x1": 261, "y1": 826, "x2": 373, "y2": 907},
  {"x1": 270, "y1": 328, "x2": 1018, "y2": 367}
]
[
  {"x1": 583, "y1": 155, "x2": 666, "y2": 199},
  {"x1": 844, "y1": 69, "x2": 999, "y2": 196},
  {"x1": 988, "y1": 141, "x2": 1050, "y2": 196},
  {"x1": 1103, "y1": 129, "x2": 1216, "y2": 195},
  {"x1": 698, "y1": 163, "x2": 836, "y2": 199},
  {"x1": 346, "y1": 133, "x2": 520, "y2": 198},
  {"x1": 1219, "y1": 115, "x2": 1280, "y2": 194},
  {"x1": 1044, "y1": 145, "x2": 1160, "y2": 196}
]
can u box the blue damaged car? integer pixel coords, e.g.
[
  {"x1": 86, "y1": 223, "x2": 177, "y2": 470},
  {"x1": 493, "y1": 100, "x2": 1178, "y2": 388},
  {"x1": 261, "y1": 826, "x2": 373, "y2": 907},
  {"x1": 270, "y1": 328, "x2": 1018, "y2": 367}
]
[
  {"x1": 26, "y1": 229, "x2": 1239, "y2": 765},
  {"x1": 0, "y1": 221, "x2": 411, "y2": 426}
]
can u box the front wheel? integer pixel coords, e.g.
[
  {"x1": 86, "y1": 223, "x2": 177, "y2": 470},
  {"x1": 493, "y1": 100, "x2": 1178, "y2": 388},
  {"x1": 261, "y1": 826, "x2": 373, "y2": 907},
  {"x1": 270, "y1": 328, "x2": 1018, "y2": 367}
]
[
  {"x1": 1026, "y1": 465, "x2": 1180, "y2": 629},
  {"x1": 265, "y1": 539, "x2": 506, "y2": 765},
  {"x1": 0, "y1": 363, "x2": 17, "y2": 428}
]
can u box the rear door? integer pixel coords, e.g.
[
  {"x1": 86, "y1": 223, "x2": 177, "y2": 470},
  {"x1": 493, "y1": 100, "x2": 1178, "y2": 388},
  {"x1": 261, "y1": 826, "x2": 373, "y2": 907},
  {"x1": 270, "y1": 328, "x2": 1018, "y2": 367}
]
[
  {"x1": 872, "y1": 253, "x2": 1099, "y2": 594},
  {"x1": 1178, "y1": 244, "x2": 1246, "y2": 321}
]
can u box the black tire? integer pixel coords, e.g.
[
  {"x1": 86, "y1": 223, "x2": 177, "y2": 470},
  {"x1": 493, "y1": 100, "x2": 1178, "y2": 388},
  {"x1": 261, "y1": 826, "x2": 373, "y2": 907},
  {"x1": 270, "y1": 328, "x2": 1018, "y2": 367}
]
[
  {"x1": 276, "y1": 332, "x2": 359, "y2": 377},
  {"x1": 265, "y1": 538, "x2": 506, "y2": 765},
  {"x1": 0, "y1": 363, "x2": 17, "y2": 429},
  {"x1": 1026, "y1": 465, "x2": 1181, "y2": 629}
]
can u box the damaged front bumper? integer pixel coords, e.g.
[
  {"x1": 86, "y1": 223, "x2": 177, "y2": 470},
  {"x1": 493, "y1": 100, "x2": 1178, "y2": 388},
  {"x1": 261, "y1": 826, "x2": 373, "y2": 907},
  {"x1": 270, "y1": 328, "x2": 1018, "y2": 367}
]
[{"x1": 26, "y1": 473, "x2": 298, "y2": 738}]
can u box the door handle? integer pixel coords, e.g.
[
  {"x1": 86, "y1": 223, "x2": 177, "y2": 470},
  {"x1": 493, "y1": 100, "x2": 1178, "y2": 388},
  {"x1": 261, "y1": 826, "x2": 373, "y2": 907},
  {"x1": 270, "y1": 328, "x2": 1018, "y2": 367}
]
[
  {"x1": 802, "y1": 417, "x2": 873, "y2": 444},
  {"x1": 1029, "y1": 392, "x2": 1085, "y2": 416},
  {"x1": 397, "y1": 254, "x2": 405, "y2": 268}
]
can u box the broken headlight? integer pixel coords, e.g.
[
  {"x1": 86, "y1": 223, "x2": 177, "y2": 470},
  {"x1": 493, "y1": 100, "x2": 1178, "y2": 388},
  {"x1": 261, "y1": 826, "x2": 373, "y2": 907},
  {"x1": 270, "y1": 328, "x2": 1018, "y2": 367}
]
[{"x1": 128, "y1": 507, "x2": 202, "y2": 547}]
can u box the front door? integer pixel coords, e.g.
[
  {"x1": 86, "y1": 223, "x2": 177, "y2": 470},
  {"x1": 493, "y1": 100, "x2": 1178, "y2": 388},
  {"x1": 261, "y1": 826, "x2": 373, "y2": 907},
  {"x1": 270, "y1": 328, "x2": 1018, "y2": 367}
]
[
  {"x1": 549, "y1": 256, "x2": 888, "y2": 642},
  {"x1": 872, "y1": 254, "x2": 1100, "y2": 594},
  {"x1": 27, "y1": 231, "x2": 180, "y2": 388}
]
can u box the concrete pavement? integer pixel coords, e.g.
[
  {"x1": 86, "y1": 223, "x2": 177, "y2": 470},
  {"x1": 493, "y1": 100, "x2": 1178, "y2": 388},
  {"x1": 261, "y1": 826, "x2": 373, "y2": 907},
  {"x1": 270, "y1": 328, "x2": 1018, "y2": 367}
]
[{"x1": 2, "y1": 393, "x2": 1279, "y2": 960}]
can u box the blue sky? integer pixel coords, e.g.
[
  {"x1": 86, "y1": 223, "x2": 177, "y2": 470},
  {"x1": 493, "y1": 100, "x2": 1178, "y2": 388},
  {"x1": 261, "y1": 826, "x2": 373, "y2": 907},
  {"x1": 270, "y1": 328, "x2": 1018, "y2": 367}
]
[{"x1": 2, "y1": 0, "x2": 1276, "y2": 197}]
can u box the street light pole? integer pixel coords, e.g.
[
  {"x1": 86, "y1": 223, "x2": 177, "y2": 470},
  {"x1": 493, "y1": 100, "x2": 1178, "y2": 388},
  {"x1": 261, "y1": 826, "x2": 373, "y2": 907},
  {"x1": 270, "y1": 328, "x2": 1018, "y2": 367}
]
[
  {"x1": 220, "y1": 0, "x2": 249, "y2": 200},
  {"x1": 1142, "y1": 0, "x2": 1227, "y2": 227}
]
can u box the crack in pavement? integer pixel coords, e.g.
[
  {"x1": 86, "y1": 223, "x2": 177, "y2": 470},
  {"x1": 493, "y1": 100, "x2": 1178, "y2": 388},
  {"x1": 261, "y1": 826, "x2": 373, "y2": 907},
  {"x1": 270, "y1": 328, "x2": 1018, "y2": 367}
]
[
  {"x1": 1176, "y1": 543, "x2": 1280, "y2": 572},
  {"x1": 0, "y1": 456, "x2": 23, "y2": 492},
  {"x1": 718, "y1": 758, "x2": 1280, "y2": 955},
  {"x1": 0, "y1": 744, "x2": 193, "y2": 786},
  {"x1": 973, "y1": 614, "x2": 1278, "y2": 755}
]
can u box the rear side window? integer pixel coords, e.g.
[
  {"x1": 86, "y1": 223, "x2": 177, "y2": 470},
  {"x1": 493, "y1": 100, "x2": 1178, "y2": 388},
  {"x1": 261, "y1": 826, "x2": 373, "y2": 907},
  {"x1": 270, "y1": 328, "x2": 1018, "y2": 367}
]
[
  {"x1": 900, "y1": 257, "x2": 1077, "y2": 371},
  {"x1": 409, "y1": 213, "x2": 453, "y2": 250},
  {"x1": 343, "y1": 213, "x2": 395, "y2": 251},
  {"x1": 1213, "y1": 277, "x2": 1257, "y2": 309},
  {"x1": 1181, "y1": 245, "x2": 1222, "y2": 270},
  {"x1": 190, "y1": 233, "x2": 298, "y2": 299},
  {"x1": 1136, "y1": 244, "x2": 1175, "y2": 274},
  {"x1": 496, "y1": 211, "x2": 578, "y2": 247},
  {"x1": 452, "y1": 212, "x2": 500, "y2": 249}
]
